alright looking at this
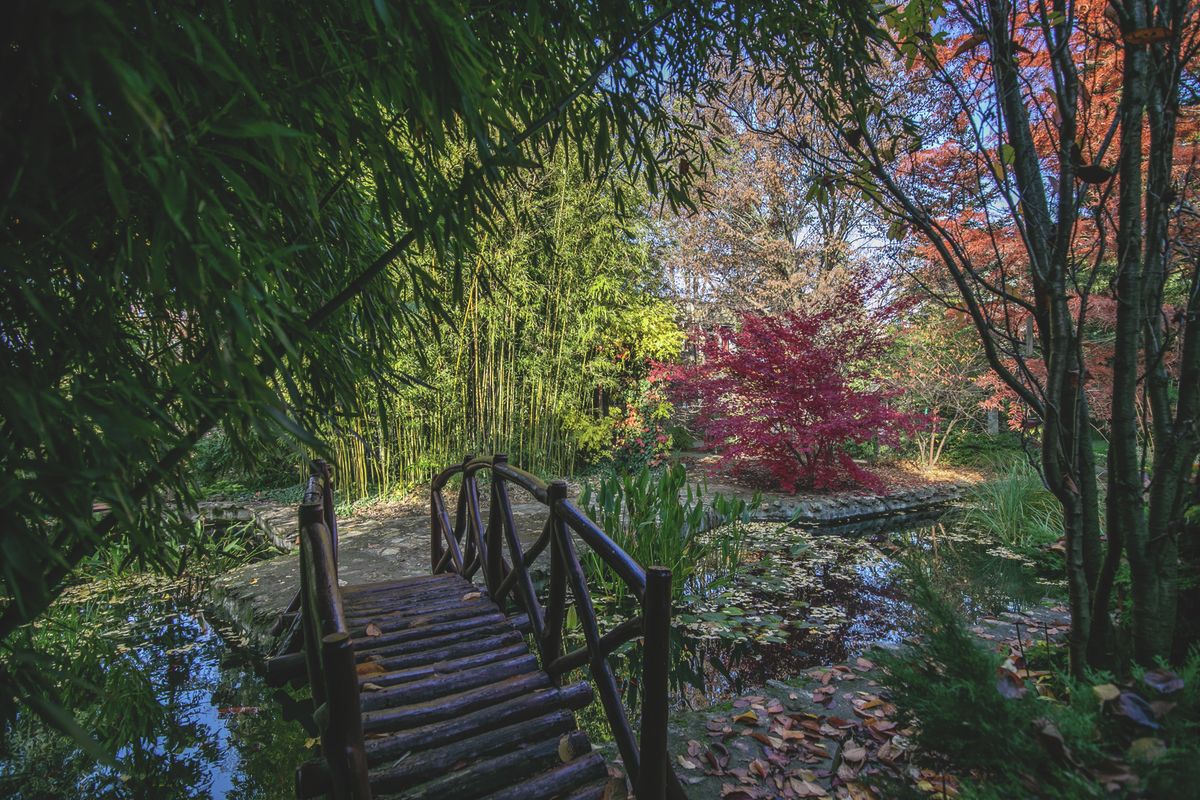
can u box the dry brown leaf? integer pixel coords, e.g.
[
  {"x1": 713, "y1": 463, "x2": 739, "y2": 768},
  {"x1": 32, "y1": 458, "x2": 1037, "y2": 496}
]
[
  {"x1": 364, "y1": 622, "x2": 382, "y2": 637},
  {"x1": 733, "y1": 709, "x2": 759, "y2": 726},
  {"x1": 790, "y1": 777, "x2": 827, "y2": 797},
  {"x1": 462, "y1": 591, "x2": 482, "y2": 601},
  {"x1": 842, "y1": 741, "x2": 867, "y2": 762}
]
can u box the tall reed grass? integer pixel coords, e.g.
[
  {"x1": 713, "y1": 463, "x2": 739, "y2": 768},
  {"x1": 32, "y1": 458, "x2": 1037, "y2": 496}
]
[
  {"x1": 960, "y1": 461, "x2": 1064, "y2": 548},
  {"x1": 580, "y1": 463, "x2": 757, "y2": 602}
]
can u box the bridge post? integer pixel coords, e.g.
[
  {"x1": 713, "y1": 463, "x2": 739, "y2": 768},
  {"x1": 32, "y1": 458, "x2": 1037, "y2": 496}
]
[
  {"x1": 321, "y1": 631, "x2": 372, "y2": 799},
  {"x1": 541, "y1": 480, "x2": 569, "y2": 672},
  {"x1": 639, "y1": 566, "x2": 672, "y2": 800},
  {"x1": 485, "y1": 453, "x2": 508, "y2": 598}
]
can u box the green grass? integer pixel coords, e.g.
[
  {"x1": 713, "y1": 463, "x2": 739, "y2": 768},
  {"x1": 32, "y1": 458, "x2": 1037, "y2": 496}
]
[{"x1": 960, "y1": 461, "x2": 1064, "y2": 549}]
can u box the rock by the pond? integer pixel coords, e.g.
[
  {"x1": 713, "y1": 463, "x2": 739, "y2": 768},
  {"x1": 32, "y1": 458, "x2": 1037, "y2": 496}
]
[{"x1": 749, "y1": 480, "x2": 971, "y2": 525}]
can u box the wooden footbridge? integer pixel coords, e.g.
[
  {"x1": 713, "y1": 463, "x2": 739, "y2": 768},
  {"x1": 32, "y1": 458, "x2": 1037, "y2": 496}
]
[{"x1": 265, "y1": 457, "x2": 685, "y2": 800}]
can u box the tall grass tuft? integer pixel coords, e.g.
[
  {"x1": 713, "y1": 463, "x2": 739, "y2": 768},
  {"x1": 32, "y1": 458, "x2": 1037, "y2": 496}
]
[
  {"x1": 580, "y1": 463, "x2": 757, "y2": 602},
  {"x1": 961, "y1": 461, "x2": 1064, "y2": 548}
]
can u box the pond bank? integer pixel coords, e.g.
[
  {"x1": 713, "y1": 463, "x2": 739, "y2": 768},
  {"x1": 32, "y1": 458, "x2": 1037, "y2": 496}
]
[
  {"x1": 662, "y1": 603, "x2": 1071, "y2": 800},
  {"x1": 747, "y1": 480, "x2": 974, "y2": 525}
]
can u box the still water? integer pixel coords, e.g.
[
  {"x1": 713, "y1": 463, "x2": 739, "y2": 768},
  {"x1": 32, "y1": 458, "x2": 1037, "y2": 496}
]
[{"x1": 0, "y1": 578, "x2": 306, "y2": 799}]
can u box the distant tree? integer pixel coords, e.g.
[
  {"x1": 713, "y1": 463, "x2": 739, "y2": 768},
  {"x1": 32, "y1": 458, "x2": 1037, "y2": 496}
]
[
  {"x1": 658, "y1": 85, "x2": 884, "y2": 329},
  {"x1": 659, "y1": 279, "x2": 919, "y2": 492},
  {"x1": 890, "y1": 311, "x2": 988, "y2": 468}
]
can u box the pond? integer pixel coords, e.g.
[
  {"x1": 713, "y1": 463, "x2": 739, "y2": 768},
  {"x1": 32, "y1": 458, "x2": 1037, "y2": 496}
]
[
  {"x1": 0, "y1": 577, "x2": 307, "y2": 799},
  {"x1": 592, "y1": 510, "x2": 1058, "y2": 712}
]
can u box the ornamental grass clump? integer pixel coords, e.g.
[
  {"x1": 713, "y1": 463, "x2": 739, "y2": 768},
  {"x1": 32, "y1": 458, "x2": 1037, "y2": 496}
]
[{"x1": 580, "y1": 463, "x2": 756, "y2": 602}]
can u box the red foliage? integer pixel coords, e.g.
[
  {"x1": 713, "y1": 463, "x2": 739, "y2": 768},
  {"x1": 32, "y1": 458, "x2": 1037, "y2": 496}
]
[{"x1": 657, "y1": 283, "x2": 922, "y2": 492}]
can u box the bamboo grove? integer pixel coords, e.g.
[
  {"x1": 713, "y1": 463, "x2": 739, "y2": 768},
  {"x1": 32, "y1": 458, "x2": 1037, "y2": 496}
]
[{"x1": 324, "y1": 154, "x2": 682, "y2": 501}]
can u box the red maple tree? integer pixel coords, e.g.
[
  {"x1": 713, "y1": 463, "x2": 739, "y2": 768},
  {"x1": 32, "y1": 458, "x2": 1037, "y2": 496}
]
[{"x1": 659, "y1": 280, "x2": 921, "y2": 492}]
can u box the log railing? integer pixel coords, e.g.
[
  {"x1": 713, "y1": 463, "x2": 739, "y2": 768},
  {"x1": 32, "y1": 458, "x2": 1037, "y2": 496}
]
[
  {"x1": 430, "y1": 454, "x2": 684, "y2": 800},
  {"x1": 297, "y1": 465, "x2": 371, "y2": 800}
]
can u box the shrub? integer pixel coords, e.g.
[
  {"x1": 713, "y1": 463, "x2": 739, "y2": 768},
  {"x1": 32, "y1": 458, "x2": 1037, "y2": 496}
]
[
  {"x1": 658, "y1": 280, "x2": 921, "y2": 492},
  {"x1": 875, "y1": 563, "x2": 1200, "y2": 799}
]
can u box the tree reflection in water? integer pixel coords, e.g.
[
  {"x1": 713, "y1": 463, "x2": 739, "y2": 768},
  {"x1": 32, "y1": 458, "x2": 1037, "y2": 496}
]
[{"x1": 1, "y1": 578, "x2": 306, "y2": 799}]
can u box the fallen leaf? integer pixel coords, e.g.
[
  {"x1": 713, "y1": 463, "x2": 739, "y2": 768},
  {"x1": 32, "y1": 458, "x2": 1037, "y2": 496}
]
[
  {"x1": 601, "y1": 774, "x2": 628, "y2": 800},
  {"x1": 678, "y1": 755, "x2": 698, "y2": 770},
  {"x1": 1034, "y1": 718, "x2": 1083, "y2": 768},
  {"x1": 733, "y1": 709, "x2": 760, "y2": 726},
  {"x1": 1142, "y1": 668, "x2": 1185, "y2": 694},
  {"x1": 356, "y1": 662, "x2": 385, "y2": 676},
  {"x1": 790, "y1": 777, "x2": 827, "y2": 797},
  {"x1": 996, "y1": 668, "x2": 1027, "y2": 699},
  {"x1": 361, "y1": 682, "x2": 384, "y2": 691},
  {"x1": 364, "y1": 622, "x2": 382, "y2": 637},
  {"x1": 1093, "y1": 683, "x2": 1120, "y2": 703},
  {"x1": 1117, "y1": 691, "x2": 1160, "y2": 729},
  {"x1": 842, "y1": 741, "x2": 867, "y2": 762},
  {"x1": 1128, "y1": 737, "x2": 1166, "y2": 763},
  {"x1": 558, "y1": 733, "x2": 581, "y2": 761},
  {"x1": 1149, "y1": 699, "x2": 1177, "y2": 719},
  {"x1": 748, "y1": 758, "x2": 769, "y2": 778}
]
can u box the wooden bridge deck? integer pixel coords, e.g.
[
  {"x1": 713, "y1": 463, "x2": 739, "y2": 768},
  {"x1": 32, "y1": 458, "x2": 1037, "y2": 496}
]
[
  {"x1": 305, "y1": 573, "x2": 607, "y2": 799},
  {"x1": 269, "y1": 457, "x2": 684, "y2": 800}
]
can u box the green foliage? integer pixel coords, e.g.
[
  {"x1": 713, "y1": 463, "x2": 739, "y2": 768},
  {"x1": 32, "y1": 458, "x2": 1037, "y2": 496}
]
[
  {"x1": 940, "y1": 429, "x2": 1027, "y2": 469},
  {"x1": 961, "y1": 461, "x2": 1064, "y2": 549},
  {"x1": 192, "y1": 429, "x2": 301, "y2": 493},
  {"x1": 876, "y1": 566, "x2": 1095, "y2": 796},
  {"x1": 0, "y1": 0, "x2": 891, "y2": 748},
  {"x1": 327, "y1": 152, "x2": 683, "y2": 500},
  {"x1": 876, "y1": 563, "x2": 1200, "y2": 799},
  {"x1": 580, "y1": 463, "x2": 757, "y2": 602}
]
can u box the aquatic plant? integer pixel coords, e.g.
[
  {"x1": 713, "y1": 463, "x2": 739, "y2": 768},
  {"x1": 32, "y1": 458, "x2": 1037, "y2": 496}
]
[{"x1": 580, "y1": 463, "x2": 757, "y2": 603}]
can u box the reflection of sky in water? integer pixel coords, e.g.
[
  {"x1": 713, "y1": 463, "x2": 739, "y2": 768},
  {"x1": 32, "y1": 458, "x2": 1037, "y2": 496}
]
[{"x1": 4, "y1": 586, "x2": 303, "y2": 799}]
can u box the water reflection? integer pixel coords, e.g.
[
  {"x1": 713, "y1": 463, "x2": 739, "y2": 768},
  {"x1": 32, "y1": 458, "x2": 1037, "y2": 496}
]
[{"x1": 0, "y1": 580, "x2": 306, "y2": 799}]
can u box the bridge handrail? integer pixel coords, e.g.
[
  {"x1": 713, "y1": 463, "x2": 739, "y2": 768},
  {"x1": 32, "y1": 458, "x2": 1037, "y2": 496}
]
[
  {"x1": 430, "y1": 454, "x2": 680, "y2": 799},
  {"x1": 298, "y1": 466, "x2": 371, "y2": 800}
]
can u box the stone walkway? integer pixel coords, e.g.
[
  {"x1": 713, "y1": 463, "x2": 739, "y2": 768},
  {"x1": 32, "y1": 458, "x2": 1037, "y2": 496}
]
[{"x1": 206, "y1": 489, "x2": 555, "y2": 650}]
